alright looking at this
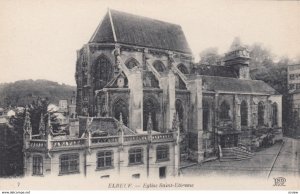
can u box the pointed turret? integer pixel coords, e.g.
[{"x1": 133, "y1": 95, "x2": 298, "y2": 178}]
[
  {"x1": 146, "y1": 113, "x2": 153, "y2": 134},
  {"x1": 39, "y1": 113, "x2": 46, "y2": 138},
  {"x1": 46, "y1": 113, "x2": 53, "y2": 135},
  {"x1": 119, "y1": 112, "x2": 123, "y2": 125},
  {"x1": 23, "y1": 108, "x2": 32, "y2": 138}
]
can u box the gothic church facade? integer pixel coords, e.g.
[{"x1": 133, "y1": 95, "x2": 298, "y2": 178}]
[{"x1": 75, "y1": 9, "x2": 282, "y2": 162}]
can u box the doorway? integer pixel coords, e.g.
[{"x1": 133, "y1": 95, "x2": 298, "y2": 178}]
[{"x1": 220, "y1": 134, "x2": 238, "y2": 148}]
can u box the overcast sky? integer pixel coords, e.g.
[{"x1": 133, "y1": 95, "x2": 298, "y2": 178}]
[{"x1": 0, "y1": 0, "x2": 299, "y2": 86}]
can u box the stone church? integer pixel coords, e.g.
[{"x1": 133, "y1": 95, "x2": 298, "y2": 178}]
[{"x1": 75, "y1": 9, "x2": 282, "y2": 162}]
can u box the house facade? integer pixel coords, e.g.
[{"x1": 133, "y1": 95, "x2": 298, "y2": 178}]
[{"x1": 287, "y1": 64, "x2": 300, "y2": 136}]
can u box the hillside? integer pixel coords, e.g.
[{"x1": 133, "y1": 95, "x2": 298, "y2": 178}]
[{"x1": 0, "y1": 79, "x2": 76, "y2": 107}]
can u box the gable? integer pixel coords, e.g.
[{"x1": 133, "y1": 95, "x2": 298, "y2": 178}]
[{"x1": 89, "y1": 9, "x2": 192, "y2": 54}]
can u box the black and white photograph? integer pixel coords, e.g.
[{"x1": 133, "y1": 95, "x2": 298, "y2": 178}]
[{"x1": 0, "y1": 0, "x2": 299, "y2": 192}]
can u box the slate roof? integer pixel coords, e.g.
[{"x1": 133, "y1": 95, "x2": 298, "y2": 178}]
[
  {"x1": 192, "y1": 65, "x2": 238, "y2": 78},
  {"x1": 201, "y1": 76, "x2": 278, "y2": 95},
  {"x1": 90, "y1": 9, "x2": 192, "y2": 53},
  {"x1": 87, "y1": 117, "x2": 135, "y2": 136}
]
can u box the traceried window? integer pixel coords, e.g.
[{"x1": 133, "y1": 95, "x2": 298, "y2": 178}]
[
  {"x1": 93, "y1": 55, "x2": 113, "y2": 90},
  {"x1": 143, "y1": 98, "x2": 159, "y2": 132},
  {"x1": 177, "y1": 63, "x2": 189, "y2": 74},
  {"x1": 125, "y1": 58, "x2": 139, "y2": 69},
  {"x1": 153, "y1": 61, "x2": 166, "y2": 72},
  {"x1": 175, "y1": 99, "x2": 184, "y2": 131},
  {"x1": 97, "y1": 151, "x2": 113, "y2": 169},
  {"x1": 156, "y1": 145, "x2": 169, "y2": 162},
  {"x1": 113, "y1": 98, "x2": 129, "y2": 126},
  {"x1": 129, "y1": 148, "x2": 143, "y2": 165},
  {"x1": 175, "y1": 74, "x2": 187, "y2": 89},
  {"x1": 59, "y1": 154, "x2": 79, "y2": 174},
  {"x1": 32, "y1": 155, "x2": 43, "y2": 175},
  {"x1": 258, "y1": 102, "x2": 265, "y2": 126},
  {"x1": 220, "y1": 101, "x2": 230, "y2": 120},
  {"x1": 240, "y1": 101, "x2": 248, "y2": 126}
]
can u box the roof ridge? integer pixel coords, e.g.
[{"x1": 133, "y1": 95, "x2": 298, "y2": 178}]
[
  {"x1": 108, "y1": 8, "x2": 117, "y2": 42},
  {"x1": 109, "y1": 9, "x2": 182, "y2": 28}
]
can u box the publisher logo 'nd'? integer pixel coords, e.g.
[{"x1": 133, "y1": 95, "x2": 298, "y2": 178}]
[{"x1": 273, "y1": 177, "x2": 286, "y2": 186}]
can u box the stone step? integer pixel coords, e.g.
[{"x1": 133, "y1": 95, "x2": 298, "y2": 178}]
[
  {"x1": 220, "y1": 146, "x2": 254, "y2": 162},
  {"x1": 220, "y1": 156, "x2": 252, "y2": 162},
  {"x1": 233, "y1": 148, "x2": 254, "y2": 157},
  {"x1": 233, "y1": 149, "x2": 254, "y2": 156}
]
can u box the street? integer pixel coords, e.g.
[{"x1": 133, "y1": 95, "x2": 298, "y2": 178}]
[{"x1": 181, "y1": 137, "x2": 300, "y2": 178}]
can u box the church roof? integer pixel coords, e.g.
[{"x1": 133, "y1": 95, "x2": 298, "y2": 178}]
[
  {"x1": 192, "y1": 65, "x2": 238, "y2": 78},
  {"x1": 201, "y1": 76, "x2": 278, "y2": 95},
  {"x1": 89, "y1": 9, "x2": 192, "y2": 54}
]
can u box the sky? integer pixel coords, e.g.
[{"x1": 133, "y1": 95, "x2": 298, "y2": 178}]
[{"x1": 0, "y1": 0, "x2": 299, "y2": 86}]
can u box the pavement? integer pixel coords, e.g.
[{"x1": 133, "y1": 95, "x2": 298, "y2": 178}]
[{"x1": 181, "y1": 137, "x2": 300, "y2": 179}]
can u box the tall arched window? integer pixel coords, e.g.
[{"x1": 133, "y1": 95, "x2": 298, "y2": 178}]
[
  {"x1": 153, "y1": 61, "x2": 166, "y2": 72},
  {"x1": 177, "y1": 64, "x2": 189, "y2": 74},
  {"x1": 93, "y1": 55, "x2": 113, "y2": 90},
  {"x1": 272, "y1": 102, "x2": 278, "y2": 127},
  {"x1": 175, "y1": 75, "x2": 187, "y2": 89},
  {"x1": 112, "y1": 99, "x2": 129, "y2": 126},
  {"x1": 143, "y1": 98, "x2": 159, "y2": 132},
  {"x1": 125, "y1": 58, "x2": 139, "y2": 69},
  {"x1": 258, "y1": 101, "x2": 265, "y2": 126},
  {"x1": 220, "y1": 101, "x2": 230, "y2": 120},
  {"x1": 175, "y1": 99, "x2": 184, "y2": 132},
  {"x1": 240, "y1": 101, "x2": 248, "y2": 126}
]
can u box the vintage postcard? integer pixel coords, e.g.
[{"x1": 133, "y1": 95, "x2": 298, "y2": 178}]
[{"x1": 0, "y1": 0, "x2": 299, "y2": 192}]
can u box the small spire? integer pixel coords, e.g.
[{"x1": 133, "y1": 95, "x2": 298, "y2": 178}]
[
  {"x1": 23, "y1": 108, "x2": 32, "y2": 135},
  {"x1": 119, "y1": 112, "x2": 123, "y2": 125},
  {"x1": 147, "y1": 112, "x2": 153, "y2": 133},
  {"x1": 46, "y1": 113, "x2": 53, "y2": 135}
]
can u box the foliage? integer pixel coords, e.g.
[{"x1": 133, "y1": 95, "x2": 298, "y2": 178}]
[
  {"x1": 199, "y1": 47, "x2": 222, "y2": 66},
  {"x1": 0, "y1": 79, "x2": 75, "y2": 107},
  {"x1": 4, "y1": 109, "x2": 26, "y2": 176}
]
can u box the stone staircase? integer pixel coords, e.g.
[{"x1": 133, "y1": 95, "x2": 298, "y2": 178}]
[{"x1": 220, "y1": 146, "x2": 254, "y2": 162}]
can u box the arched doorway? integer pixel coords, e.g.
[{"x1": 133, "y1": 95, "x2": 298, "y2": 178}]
[
  {"x1": 241, "y1": 101, "x2": 248, "y2": 127},
  {"x1": 112, "y1": 99, "x2": 129, "y2": 126},
  {"x1": 93, "y1": 55, "x2": 113, "y2": 90},
  {"x1": 258, "y1": 101, "x2": 264, "y2": 126},
  {"x1": 143, "y1": 98, "x2": 159, "y2": 132},
  {"x1": 272, "y1": 102, "x2": 278, "y2": 127},
  {"x1": 175, "y1": 99, "x2": 184, "y2": 132}
]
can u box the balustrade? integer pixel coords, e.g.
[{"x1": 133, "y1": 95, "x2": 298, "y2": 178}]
[
  {"x1": 51, "y1": 139, "x2": 86, "y2": 148},
  {"x1": 91, "y1": 136, "x2": 119, "y2": 144},
  {"x1": 29, "y1": 140, "x2": 47, "y2": 149}
]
